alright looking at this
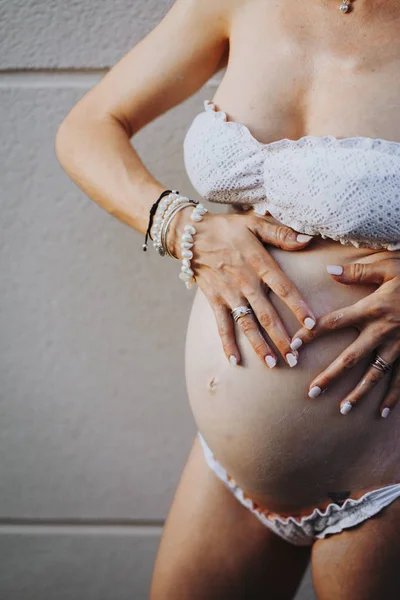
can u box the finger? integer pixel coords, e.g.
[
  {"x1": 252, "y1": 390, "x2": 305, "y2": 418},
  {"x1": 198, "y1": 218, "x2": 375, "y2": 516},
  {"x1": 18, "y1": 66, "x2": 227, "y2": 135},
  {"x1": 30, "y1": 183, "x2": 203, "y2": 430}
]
[
  {"x1": 325, "y1": 260, "x2": 398, "y2": 286},
  {"x1": 210, "y1": 300, "x2": 242, "y2": 366},
  {"x1": 307, "y1": 326, "x2": 384, "y2": 398},
  {"x1": 380, "y1": 357, "x2": 400, "y2": 418},
  {"x1": 228, "y1": 298, "x2": 277, "y2": 368},
  {"x1": 250, "y1": 295, "x2": 299, "y2": 367},
  {"x1": 290, "y1": 304, "x2": 362, "y2": 351},
  {"x1": 248, "y1": 241, "x2": 317, "y2": 330},
  {"x1": 338, "y1": 344, "x2": 400, "y2": 416},
  {"x1": 249, "y1": 215, "x2": 314, "y2": 251}
]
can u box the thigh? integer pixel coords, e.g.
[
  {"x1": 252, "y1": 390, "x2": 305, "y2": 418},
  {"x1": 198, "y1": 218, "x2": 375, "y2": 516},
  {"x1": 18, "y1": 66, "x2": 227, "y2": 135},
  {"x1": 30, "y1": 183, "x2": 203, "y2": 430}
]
[
  {"x1": 311, "y1": 498, "x2": 400, "y2": 600},
  {"x1": 149, "y1": 434, "x2": 311, "y2": 600}
]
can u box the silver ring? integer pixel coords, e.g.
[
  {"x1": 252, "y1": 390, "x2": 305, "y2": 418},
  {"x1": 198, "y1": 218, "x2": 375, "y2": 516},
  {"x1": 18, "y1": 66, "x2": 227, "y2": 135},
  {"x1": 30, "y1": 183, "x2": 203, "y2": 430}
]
[
  {"x1": 231, "y1": 305, "x2": 253, "y2": 322},
  {"x1": 370, "y1": 354, "x2": 392, "y2": 375}
]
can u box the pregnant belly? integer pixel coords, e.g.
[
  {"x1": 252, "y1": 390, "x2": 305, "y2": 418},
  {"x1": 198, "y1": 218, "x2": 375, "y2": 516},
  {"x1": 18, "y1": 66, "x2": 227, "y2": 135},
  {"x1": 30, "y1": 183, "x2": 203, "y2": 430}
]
[{"x1": 184, "y1": 238, "x2": 400, "y2": 512}]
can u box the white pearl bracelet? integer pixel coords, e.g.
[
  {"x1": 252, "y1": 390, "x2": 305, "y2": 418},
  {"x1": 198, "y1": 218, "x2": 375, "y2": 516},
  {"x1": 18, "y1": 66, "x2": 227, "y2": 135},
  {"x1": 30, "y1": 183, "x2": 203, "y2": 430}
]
[
  {"x1": 151, "y1": 192, "x2": 195, "y2": 257},
  {"x1": 178, "y1": 202, "x2": 208, "y2": 289}
]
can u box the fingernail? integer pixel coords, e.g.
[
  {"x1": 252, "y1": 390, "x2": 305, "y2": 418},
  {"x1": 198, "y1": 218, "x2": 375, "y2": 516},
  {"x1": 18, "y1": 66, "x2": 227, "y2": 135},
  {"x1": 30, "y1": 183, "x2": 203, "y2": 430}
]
[
  {"x1": 340, "y1": 401, "x2": 352, "y2": 415},
  {"x1": 297, "y1": 234, "x2": 313, "y2": 243},
  {"x1": 381, "y1": 407, "x2": 391, "y2": 418},
  {"x1": 327, "y1": 265, "x2": 344, "y2": 276},
  {"x1": 304, "y1": 317, "x2": 316, "y2": 330},
  {"x1": 265, "y1": 355, "x2": 277, "y2": 368},
  {"x1": 290, "y1": 338, "x2": 303, "y2": 351},
  {"x1": 229, "y1": 355, "x2": 238, "y2": 366},
  {"x1": 286, "y1": 353, "x2": 298, "y2": 367},
  {"x1": 308, "y1": 386, "x2": 322, "y2": 399}
]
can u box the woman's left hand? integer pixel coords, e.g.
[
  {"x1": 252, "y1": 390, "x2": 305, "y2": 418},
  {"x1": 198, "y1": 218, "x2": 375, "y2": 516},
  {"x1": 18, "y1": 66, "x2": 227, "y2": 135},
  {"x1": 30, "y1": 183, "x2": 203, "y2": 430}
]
[{"x1": 290, "y1": 257, "x2": 400, "y2": 418}]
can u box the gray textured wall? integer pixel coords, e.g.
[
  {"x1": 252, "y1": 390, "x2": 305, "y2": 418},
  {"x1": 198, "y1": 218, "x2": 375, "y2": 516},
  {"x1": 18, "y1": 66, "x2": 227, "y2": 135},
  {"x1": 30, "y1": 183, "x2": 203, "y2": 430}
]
[{"x1": 0, "y1": 1, "x2": 315, "y2": 598}]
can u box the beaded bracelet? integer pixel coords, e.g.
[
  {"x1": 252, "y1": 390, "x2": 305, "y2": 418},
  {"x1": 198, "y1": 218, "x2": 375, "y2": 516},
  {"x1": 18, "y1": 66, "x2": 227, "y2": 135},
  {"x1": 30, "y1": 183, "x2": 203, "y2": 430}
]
[
  {"x1": 150, "y1": 191, "x2": 180, "y2": 246},
  {"x1": 142, "y1": 189, "x2": 174, "y2": 251},
  {"x1": 178, "y1": 202, "x2": 208, "y2": 289},
  {"x1": 152, "y1": 195, "x2": 197, "y2": 256}
]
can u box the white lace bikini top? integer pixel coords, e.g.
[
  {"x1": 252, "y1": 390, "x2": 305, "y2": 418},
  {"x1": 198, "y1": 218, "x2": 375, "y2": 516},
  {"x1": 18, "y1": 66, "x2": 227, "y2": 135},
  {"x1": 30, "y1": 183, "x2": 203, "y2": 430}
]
[{"x1": 183, "y1": 99, "x2": 400, "y2": 250}]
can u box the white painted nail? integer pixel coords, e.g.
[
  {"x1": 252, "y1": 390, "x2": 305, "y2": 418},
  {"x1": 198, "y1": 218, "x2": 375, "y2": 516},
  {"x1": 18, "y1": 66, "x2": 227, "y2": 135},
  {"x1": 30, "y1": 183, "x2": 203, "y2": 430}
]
[
  {"x1": 286, "y1": 353, "x2": 298, "y2": 367},
  {"x1": 304, "y1": 317, "x2": 316, "y2": 330},
  {"x1": 265, "y1": 355, "x2": 277, "y2": 369},
  {"x1": 297, "y1": 234, "x2": 313, "y2": 243},
  {"x1": 340, "y1": 401, "x2": 353, "y2": 415},
  {"x1": 327, "y1": 265, "x2": 344, "y2": 276},
  {"x1": 308, "y1": 386, "x2": 322, "y2": 399},
  {"x1": 290, "y1": 338, "x2": 303, "y2": 351},
  {"x1": 229, "y1": 355, "x2": 237, "y2": 366},
  {"x1": 381, "y1": 407, "x2": 391, "y2": 418}
]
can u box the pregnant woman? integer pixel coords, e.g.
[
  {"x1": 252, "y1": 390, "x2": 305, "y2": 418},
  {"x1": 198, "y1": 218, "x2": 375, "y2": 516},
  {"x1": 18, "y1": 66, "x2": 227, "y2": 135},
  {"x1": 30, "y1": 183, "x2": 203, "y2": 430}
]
[{"x1": 55, "y1": 0, "x2": 400, "y2": 598}]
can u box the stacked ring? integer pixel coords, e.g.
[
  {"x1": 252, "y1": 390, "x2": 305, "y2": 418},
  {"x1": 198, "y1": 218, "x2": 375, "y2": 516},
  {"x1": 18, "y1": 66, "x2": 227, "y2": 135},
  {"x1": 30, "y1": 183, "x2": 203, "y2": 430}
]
[
  {"x1": 231, "y1": 305, "x2": 253, "y2": 322},
  {"x1": 370, "y1": 354, "x2": 392, "y2": 374}
]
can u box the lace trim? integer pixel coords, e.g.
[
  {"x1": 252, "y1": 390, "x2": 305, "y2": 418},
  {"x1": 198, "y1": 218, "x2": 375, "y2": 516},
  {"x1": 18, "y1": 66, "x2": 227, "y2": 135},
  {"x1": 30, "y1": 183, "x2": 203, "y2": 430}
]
[{"x1": 198, "y1": 432, "x2": 400, "y2": 527}]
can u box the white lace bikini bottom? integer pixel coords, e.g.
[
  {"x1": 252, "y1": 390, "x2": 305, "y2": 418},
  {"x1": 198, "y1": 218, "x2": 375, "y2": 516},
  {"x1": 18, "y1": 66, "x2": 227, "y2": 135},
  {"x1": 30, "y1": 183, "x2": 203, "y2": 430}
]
[{"x1": 198, "y1": 432, "x2": 400, "y2": 546}]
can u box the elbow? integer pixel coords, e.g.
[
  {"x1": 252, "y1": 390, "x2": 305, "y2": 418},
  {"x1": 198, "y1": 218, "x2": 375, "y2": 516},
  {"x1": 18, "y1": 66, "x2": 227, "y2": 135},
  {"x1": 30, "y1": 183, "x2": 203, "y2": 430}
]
[
  {"x1": 55, "y1": 96, "x2": 90, "y2": 172},
  {"x1": 55, "y1": 116, "x2": 71, "y2": 173},
  {"x1": 55, "y1": 114, "x2": 77, "y2": 173},
  {"x1": 54, "y1": 120, "x2": 66, "y2": 167}
]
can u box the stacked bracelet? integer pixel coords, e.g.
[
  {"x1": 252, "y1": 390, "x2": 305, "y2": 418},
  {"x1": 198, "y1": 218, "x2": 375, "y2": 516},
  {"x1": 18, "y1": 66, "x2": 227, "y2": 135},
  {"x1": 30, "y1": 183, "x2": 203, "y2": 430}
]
[
  {"x1": 151, "y1": 192, "x2": 197, "y2": 256},
  {"x1": 144, "y1": 190, "x2": 210, "y2": 290},
  {"x1": 178, "y1": 202, "x2": 208, "y2": 289},
  {"x1": 150, "y1": 190, "x2": 180, "y2": 250},
  {"x1": 162, "y1": 202, "x2": 195, "y2": 258}
]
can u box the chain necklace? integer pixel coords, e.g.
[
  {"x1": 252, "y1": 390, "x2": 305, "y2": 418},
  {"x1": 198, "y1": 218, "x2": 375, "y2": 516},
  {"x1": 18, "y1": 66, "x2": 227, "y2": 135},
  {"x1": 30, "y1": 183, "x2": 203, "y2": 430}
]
[{"x1": 339, "y1": 0, "x2": 351, "y2": 12}]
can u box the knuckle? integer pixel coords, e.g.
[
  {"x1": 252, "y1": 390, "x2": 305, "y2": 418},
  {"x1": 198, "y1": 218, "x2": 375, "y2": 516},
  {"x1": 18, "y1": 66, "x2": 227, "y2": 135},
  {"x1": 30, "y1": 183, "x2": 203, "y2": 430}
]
[
  {"x1": 341, "y1": 351, "x2": 358, "y2": 369},
  {"x1": 276, "y1": 225, "x2": 292, "y2": 246},
  {"x1": 258, "y1": 266, "x2": 271, "y2": 281},
  {"x1": 350, "y1": 263, "x2": 366, "y2": 281},
  {"x1": 370, "y1": 368, "x2": 385, "y2": 383},
  {"x1": 386, "y1": 311, "x2": 400, "y2": 326},
  {"x1": 257, "y1": 310, "x2": 274, "y2": 329},
  {"x1": 253, "y1": 341, "x2": 267, "y2": 355},
  {"x1": 274, "y1": 338, "x2": 291, "y2": 354},
  {"x1": 325, "y1": 314, "x2": 341, "y2": 330},
  {"x1": 274, "y1": 279, "x2": 293, "y2": 299},
  {"x1": 239, "y1": 316, "x2": 256, "y2": 334}
]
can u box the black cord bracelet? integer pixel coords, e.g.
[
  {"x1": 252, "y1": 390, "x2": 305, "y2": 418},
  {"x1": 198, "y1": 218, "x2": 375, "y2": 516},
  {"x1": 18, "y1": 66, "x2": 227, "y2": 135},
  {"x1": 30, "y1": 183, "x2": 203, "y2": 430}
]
[{"x1": 142, "y1": 189, "x2": 177, "y2": 251}]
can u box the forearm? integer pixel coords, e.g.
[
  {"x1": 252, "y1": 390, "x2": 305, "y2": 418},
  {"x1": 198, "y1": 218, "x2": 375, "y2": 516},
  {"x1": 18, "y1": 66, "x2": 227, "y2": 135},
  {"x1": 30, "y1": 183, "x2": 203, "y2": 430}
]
[{"x1": 55, "y1": 113, "x2": 166, "y2": 236}]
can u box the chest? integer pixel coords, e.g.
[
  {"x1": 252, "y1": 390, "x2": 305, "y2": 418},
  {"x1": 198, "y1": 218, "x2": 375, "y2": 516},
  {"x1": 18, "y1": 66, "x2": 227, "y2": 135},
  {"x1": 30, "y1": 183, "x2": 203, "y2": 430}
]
[{"x1": 214, "y1": 0, "x2": 400, "y2": 143}]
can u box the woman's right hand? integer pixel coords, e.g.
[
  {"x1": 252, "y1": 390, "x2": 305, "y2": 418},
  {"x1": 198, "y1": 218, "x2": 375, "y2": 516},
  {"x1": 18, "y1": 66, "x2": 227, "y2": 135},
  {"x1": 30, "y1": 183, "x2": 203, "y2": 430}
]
[{"x1": 167, "y1": 206, "x2": 317, "y2": 368}]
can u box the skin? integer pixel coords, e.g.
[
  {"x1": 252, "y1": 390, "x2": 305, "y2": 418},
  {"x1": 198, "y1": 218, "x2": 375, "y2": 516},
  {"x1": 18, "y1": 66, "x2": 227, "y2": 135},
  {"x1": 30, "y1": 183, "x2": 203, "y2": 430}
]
[
  {"x1": 292, "y1": 259, "x2": 400, "y2": 416},
  {"x1": 55, "y1": 0, "x2": 400, "y2": 597}
]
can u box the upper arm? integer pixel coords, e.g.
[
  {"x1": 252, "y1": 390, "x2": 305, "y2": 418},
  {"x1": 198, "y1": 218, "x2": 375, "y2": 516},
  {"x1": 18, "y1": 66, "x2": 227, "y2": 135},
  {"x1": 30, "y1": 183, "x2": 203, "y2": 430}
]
[{"x1": 65, "y1": 0, "x2": 233, "y2": 136}]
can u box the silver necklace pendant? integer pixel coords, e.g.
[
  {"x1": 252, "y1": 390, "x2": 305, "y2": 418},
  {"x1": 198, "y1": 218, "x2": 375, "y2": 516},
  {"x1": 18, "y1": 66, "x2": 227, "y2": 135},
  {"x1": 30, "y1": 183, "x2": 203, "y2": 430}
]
[{"x1": 339, "y1": 1, "x2": 350, "y2": 13}]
